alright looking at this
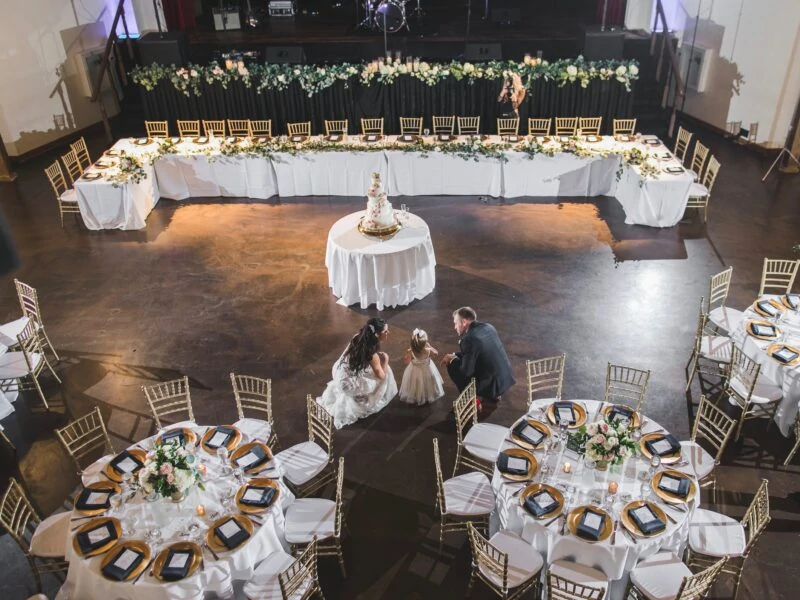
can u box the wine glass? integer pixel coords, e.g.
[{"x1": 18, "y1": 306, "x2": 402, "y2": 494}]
[
  {"x1": 648, "y1": 454, "x2": 662, "y2": 479},
  {"x1": 423, "y1": 128, "x2": 430, "y2": 137},
  {"x1": 233, "y1": 466, "x2": 246, "y2": 486},
  {"x1": 217, "y1": 446, "x2": 231, "y2": 476},
  {"x1": 559, "y1": 418, "x2": 569, "y2": 447},
  {"x1": 108, "y1": 493, "x2": 122, "y2": 517}
]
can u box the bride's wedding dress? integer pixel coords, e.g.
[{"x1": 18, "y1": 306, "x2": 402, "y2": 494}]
[{"x1": 317, "y1": 349, "x2": 398, "y2": 429}]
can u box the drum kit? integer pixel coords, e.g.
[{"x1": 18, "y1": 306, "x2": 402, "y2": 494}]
[{"x1": 357, "y1": 0, "x2": 424, "y2": 33}]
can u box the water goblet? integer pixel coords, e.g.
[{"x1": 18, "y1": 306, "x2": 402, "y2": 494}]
[
  {"x1": 648, "y1": 454, "x2": 662, "y2": 479},
  {"x1": 234, "y1": 467, "x2": 246, "y2": 486},
  {"x1": 217, "y1": 446, "x2": 231, "y2": 476},
  {"x1": 559, "y1": 418, "x2": 569, "y2": 446},
  {"x1": 423, "y1": 128, "x2": 430, "y2": 137},
  {"x1": 108, "y1": 493, "x2": 122, "y2": 517}
]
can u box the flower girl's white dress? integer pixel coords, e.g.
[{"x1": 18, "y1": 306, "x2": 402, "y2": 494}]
[{"x1": 399, "y1": 349, "x2": 445, "y2": 405}]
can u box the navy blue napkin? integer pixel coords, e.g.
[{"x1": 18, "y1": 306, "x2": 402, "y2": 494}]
[
  {"x1": 773, "y1": 346, "x2": 799, "y2": 364},
  {"x1": 101, "y1": 547, "x2": 144, "y2": 581},
  {"x1": 512, "y1": 421, "x2": 545, "y2": 447},
  {"x1": 497, "y1": 452, "x2": 529, "y2": 476},
  {"x1": 76, "y1": 521, "x2": 117, "y2": 555},
  {"x1": 109, "y1": 450, "x2": 144, "y2": 476},
  {"x1": 608, "y1": 405, "x2": 634, "y2": 424},
  {"x1": 576, "y1": 508, "x2": 606, "y2": 541},
  {"x1": 645, "y1": 434, "x2": 681, "y2": 457},
  {"x1": 785, "y1": 294, "x2": 799, "y2": 310},
  {"x1": 553, "y1": 402, "x2": 577, "y2": 425},
  {"x1": 159, "y1": 549, "x2": 193, "y2": 581},
  {"x1": 214, "y1": 518, "x2": 251, "y2": 550},
  {"x1": 751, "y1": 322, "x2": 777, "y2": 337},
  {"x1": 629, "y1": 504, "x2": 666, "y2": 535},
  {"x1": 523, "y1": 490, "x2": 560, "y2": 517},
  {"x1": 235, "y1": 445, "x2": 269, "y2": 470},
  {"x1": 160, "y1": 429, "x2": 186, "y2": 446},
  {"x1": 205, "y1": 426, "x2": 235, "y2": 449},
  {"x1": 75, "y1": 487, "x2": 114, "y2": 511},
  {"x1": 756, "y1": 300, "x2": 779, "y2": 317},
  {"x1": 240, "y1": 486, "x2": 276, "y2": 507},
  {"x1": 657, "y1": 473, "x2": 690, "y2": 498}
]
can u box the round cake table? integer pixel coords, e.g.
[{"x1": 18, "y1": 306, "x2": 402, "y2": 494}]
[{"x1": 325, "y1": 211, "x2": 436, "y2": 310}]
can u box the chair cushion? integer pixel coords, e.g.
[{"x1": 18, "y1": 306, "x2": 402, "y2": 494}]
[
  {"x1": 630, "y1": 551, "x2": 693, "y2": 600},
  {"x1": 699, "y1": 335, "x2": 732, "y2": 362},
  {"x1": 0, "y1": 351, "x2": 42, "y2": 380},
  {"x1": 242, "y1": 549, "x2": 297, "y2": 600},
  {"x1": 463, "y1": 423, "x2": 507, "y2": 462},
  {"x1": 284, "y1": 498, "x2": 336, "y2": 544},
  {"x1": 60, "y1": 189, "x2": 78, "y2": 203},
  {"x1": 730, "y1": 374, "x2": 783, "y2": 405},
  {"x1": 275, "y1": 441, "x2": 329, "y2": 486},
  {"x1": 443, "y1": 471, "x2": 495, "y2": 517},
  {"x1": 480, "y1": 530, "x2": 543, "y2": 589},
  {"x1": 0, "y1": 317, "x2": 29, "y2": 347},
  {"x1": 550, "y1": 559, "x2": 609, "y2": 593},
  {"x1": 234, "y1": 417, "x2": 272, "y2": 444},
  {"x1": 707, "y1": 306, "x2": 744, "y2": 334},
  {"x1": 677, "y1": 441, "x2": 716, "y2": 480},
  {"x1": 689, "y1": 508, "x2": 746, "y2": 558},
  {"x1": 689, "y1": 182, "x2": 709, "y2": 197},
  {"x1": 29, "y1": 512, "x2": 71, "y2": 558}
]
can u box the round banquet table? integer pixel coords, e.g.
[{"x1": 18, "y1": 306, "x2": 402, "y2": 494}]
[
  {"x1": 491, "y1": 399, "x2": 700, "y2": 600},
  {"x1": 324, "y1": 211, "x2": 436, "y2": 310},
  {"x1": 56, "y1": 425, "x2": 294, "y2": 600},
  {"x1": 730, "y1": 294, "x2": 800, "y2": 436}
]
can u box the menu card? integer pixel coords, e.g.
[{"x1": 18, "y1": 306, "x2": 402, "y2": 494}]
[
  {"x1": 235, "y1": 445, "x2": 268, "y2": 469},
  {"x1": 512, "y1": 421, "x2": 544, "y2": 447},
  {"x1": 241, "y1": 486, "x2": 276, "y2": 507},
  {"x1": 365, "y1": 134, "x2": 378, "y2": 142},
  {"x1": 291, "y1": 135, "x2": 304, "y2": 142},
  {"x1": 630, "y1": 504, "x2": 666, "y2": 534},
  {"x1": 658, "y1": 473, "x2": 690, "y2": 498},
  {"x1": 215, "y1": 518, "x2": 250, "y2": 549},
  {"x1": 576, "y1": 509, "x2": 606, "y2": 541},
  {"x1": 102, "y1": 547, "x2": 143, "y2": 581},
  {"x1": 438, "y1": 134, "x2": 451, "y2": 142},
  {"x1": 206, "y1": 426, "x2": 234, "y2": 449},
  {"x1": 329, "y1": 134, "x2": 341, "y2": 141},
  {"x1": 553, "y1": 402, "x2": 576, "y2": 425},
  {"x1": 497, "y1": 452, "x2": 529, "y2": 476}
]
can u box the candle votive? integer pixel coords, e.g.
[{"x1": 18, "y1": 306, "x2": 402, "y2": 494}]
[
  {"x1": 607, "y1": 480, "x2": 619, "y2": 495},
  {"x1": 563, "y1": 461, "x2": 572, "y2": 474},
  {"x1": 224, "y1": 59, "x2": 233, "y2": 70},
  {"x1": 195, "y1": 504, "x2": 206, "y2": 517}
]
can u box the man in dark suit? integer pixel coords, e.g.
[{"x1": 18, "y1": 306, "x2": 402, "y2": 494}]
[{"x1": 441, "y1": 307, "x2": 515, "y2": 409}]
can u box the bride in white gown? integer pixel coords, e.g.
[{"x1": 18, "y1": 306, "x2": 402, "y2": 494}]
[{"x1": 317, "y1": 318, "x2": 398, "y2": 429}]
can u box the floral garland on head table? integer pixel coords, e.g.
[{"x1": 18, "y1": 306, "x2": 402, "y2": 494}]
[{"x1": 130, "y1": 55, "x2": 639, "y2": 98}]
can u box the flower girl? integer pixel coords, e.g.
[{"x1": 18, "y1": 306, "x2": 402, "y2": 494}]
[{"x1": 399, "y1": 329, "x2": 445, "y2": 405}]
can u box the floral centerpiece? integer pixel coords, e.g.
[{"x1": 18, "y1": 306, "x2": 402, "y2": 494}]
[
  {"x1": 138, "y1": 441, "x2": 204, "y2": 501},
  {"x1": 578, "y1": 418, "x2": 638, "y2": 470}
]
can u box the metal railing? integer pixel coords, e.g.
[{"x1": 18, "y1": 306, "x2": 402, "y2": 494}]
[{"x1": 650, "y1": 0, "x2": 685, "y2": 137}]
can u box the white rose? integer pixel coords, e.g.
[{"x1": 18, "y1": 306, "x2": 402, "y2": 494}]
[
  {"x1": 616, "y1": 65, "x2": 627, "y2": 76},
  {"x1": 277, "y1": 74, "x2": 286, "y2": 83},
  {"x1": 463, "y1": 63, "x2": 474, "y2": 73},
  {"x1": 566, "y1": 65, "x2": 578, "y2": 77},
  {"x1": 629, "y1": 64, "x2": 639, "y2": 76},
  {"x1": 293, "y1": 69, "x2": 300, "y2": 75}
]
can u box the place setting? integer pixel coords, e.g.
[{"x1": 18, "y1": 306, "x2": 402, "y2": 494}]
[{"x1": 746, "y1": 319, "x2": 781, "y2": 341}]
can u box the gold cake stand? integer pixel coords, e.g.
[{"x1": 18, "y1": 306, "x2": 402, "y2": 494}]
[{"x1": 358, "y1": 216, "x2": 402, "y2": 240}]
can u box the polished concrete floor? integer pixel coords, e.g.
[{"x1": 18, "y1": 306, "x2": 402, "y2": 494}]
[{"x1": 0, "y1": 123, "x2": 799, "y2": 599}]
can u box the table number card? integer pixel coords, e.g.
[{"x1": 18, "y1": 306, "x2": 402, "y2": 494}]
[
  {"x1": 291, "y1": 135, "x2": 304, "y2": 142},
  {"x1": 564, "y1": 433, "x2": 584, "y2": 458}
]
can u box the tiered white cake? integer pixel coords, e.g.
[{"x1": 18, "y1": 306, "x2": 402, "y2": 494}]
[{"x1": 361, "y1": 172, "x2": 396, "y2": 232}]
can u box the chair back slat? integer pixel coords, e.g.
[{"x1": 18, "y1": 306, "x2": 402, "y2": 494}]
[
  {"x1": 528, "y1": 118, "x2": 552, "y2": 136},
  {"x1": 675, "y1": 556, "x2": 727, "y2": 599},
  {"x1": 702, "y1": 155, "x2": 721, "y2": 192},
  {"x1": 453, "y1": 379, "x2": 478, "y2": 441},
  {"x1": 56, "y1": 407, "x2": 113, "y2": 471},
  {"x1": 0, "y1": 478, "x2": 41, "y2": 552},
  {"x1": 250, "y1": 120, "x2": 272, "y2": 137},
  {"x1": 691, "y1": 141, "x2": 709, "y2": 175},
  {"x1": 708, "y1": 267, "x2": 733, "y2": 309},
  {"x1": 145, "y1": 121, "x2": 169, "y2": 138},
  {"x1": 288, "y1": 121, "x2": 312, "y2": 137},
  {"x1": 497, "y1": 117, "x2": 519, "y2": 135},
  {"x1": 526, "y1": 354, "x2": 565, "y2": 408},
  {"x1": 202, "y1": 120, "x2": 226, "y2": 136},
  {"x1": 605, "y1": 363, "x2": 650, "y2": 411},
  {"x1": 742, "y1": 479, "x2": 770, "y2": 554},
  {"x1": 61, "y1": 150, "x2": 83, "y2": 185},
  {"x1": 432, "y1": 438, "x2": 446, "y2": 513},
  {"x1": 70, "y1": 137, "x2": 92, "y2": 171},
  {"x1": 548, "y1": 569, "x2": 606, "y2": 600},
  {"x1": 612, "y1": 118, "x2": 636, "y2": 135},
  {"x1": 324, "y1": 119, "x2": 348, "y2": 135},
  {"x1": 142, "y1": 376, "x2": 193, "y2": 429},
  {"x1": 334, "y1": 457, "x2": 345, "y2": 536},
  {"x1": 360, "y1": 118, "x2": 384, "y2": 135},
  {"x1": 306, "y1": 395, "x2": 334, "y2": 455},
  {"x1": 177, "y1": 120, "x2": 200, "y2": 138},
  {"x1": 230, "y1": 373, "x2": 273, "y2": 423},
  {"x1": 15, "y1": 279, "x2": 43, "y2": 324},
  {"x1": 433, "y1": 116, "x2": 455, "y2": 135},
  {"x1": 554, "y1": 117, "x2": 578, "y2": 136},
  {"x1": 399, "y1": 117, "x2": 423, "y2": 135},
  {"x1": 227, "y1": 120, "x2": 252, "y2": 137},
  {"x1": 578, "y1": 117, "x2": 602, "y2": 135},
  {"x1": 457, "y1": 116, "x2": 480, "y2": 135},
  {"x1": 726, "y1": 344, "x2": 760, "y2": 409},
  {"x1": 759, "y1": 258, "x2": 799, "y2": 295},
  {"x1": 692, "y1": 395, "x2": 735, "y2": 462},
  {"x1": 279, "y1": 538, "x2": 321, "y2": 598},
  {"x1": 674, "y1": 126, "x2": 693, "y2": 162},
  {"x1": 45, "y1": 161, "x2": 69, "y2": 197},
  {"x1": 467, "y1": 522, "x2": 510, "y2": 593}
]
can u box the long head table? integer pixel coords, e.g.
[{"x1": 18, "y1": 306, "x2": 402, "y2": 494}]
[{"x1": 73, "y1": 135, "x2": 694, "y2": 230}]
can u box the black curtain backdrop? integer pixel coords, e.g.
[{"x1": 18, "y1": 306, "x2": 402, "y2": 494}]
[{"x1": 140, "y1": 77, "x2": 635, "y2": 136}]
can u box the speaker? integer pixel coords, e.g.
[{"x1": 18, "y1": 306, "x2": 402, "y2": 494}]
[
  {"x1": 580, "y1": 26, "x2": 624, "y2": 61},
  {"x1": 464, "y1": 43, "x2": 502, "y2": 62},
  {"x1": 138, "y1": 32, "x2": 188, "y2": 67},
  {"x1": 264, "y1": 46, "x2": 305, "y2": 64}
]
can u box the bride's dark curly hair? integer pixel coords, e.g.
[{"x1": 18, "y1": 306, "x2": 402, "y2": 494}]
[{"x1": 344, "y1": 317, "x2": 387, "y2": 373}]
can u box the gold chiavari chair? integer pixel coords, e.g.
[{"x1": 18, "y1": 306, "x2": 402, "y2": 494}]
[
  {"x1": 0, "y1": 319, "x2": 61, "y2": 409},
  {"x1": 685, "y1": 296, "x2": 732, "y2": 391},
  {"x1": 0, "y1": 478, "x2": 70, "y2": 593},
  {"x1": 547, "y1": 567, "x2": 607, "y2": 600},
  {"x1": 784, "y1": 412, "x2": 800, "y2": 467},
  {"x1": 497, "y1": 117, "x2": 519, "y2": 136},
  {"x1": 55, "y1": 406, "x2": 114, "y2": 473},
  {"x1": 628, "y1": 554, "x2": 726, "y2": 600},
  {"x1": 202, "y1": 119, "x2": 226, "y2": 137},
  {"x1": 725, "y1": 344, "x2": 782, "y2": 441},
  {"x1": 70, "y1": 137, "x2": 92, "y2": 172},
  {"x1": 673, "y1": 126, "x2": 693, "y2": 163},
  {"x1": 44, "y1": 161, "x2": 80, "y2": 228},
  {"x1": 227, "y1": 119, "x2": 252, "y2": 137},
  {"x1": 244, "y1": 538, "x2": 324, "y2": 599},
  {"x1": 612, "y1": 118, "x2": 637, "y2": 136},
  {"x1": 177, "y1": 120, "x2": 201, "y2": 139},
  {"x1": 324, "y1": 119, "x2": 348, "y2": 136},
  {"x1": 705, "y1": 267, "x2": 745, "y2": 334},
  {"x1": 432, "y1": 438, "x2": 494, "y2": 547},
  {"x1": 230, "y1": 372, "x2": 278, "y2": 448},
  {"x1": 687, "y1": 479, "x2": 771, "y2": 600},
  {"x1": 15, "y1": 279, "x2": 59, "y2": 361},
  {"x1": 274, "y1": 395, "x2": 335, "y2": 497},
  {"x1": 452, "y1": 379, "x2": 507, "y2": 477},
  {"x1": 466, "y1": 522, "x2": 543, "y2": 600},
  {"x1": 288, "y1": 121, "x2": 312, "y2": 138},
  {"x1": 578, "y1": 116, "x2": 602, "y2": 135},
  {"x1": 527, "y1": 118, "x2": 552, "y2": 136},
  {"x1": 141, "y1": 376, "x2": 195, "y2": 430},
  {"x1": 360, "y1": 118, "x2": 384, "y2": 136},
  {"x1": 526, "y1": 353, "x2": 566, "y2": 409},
  {"x1": 688, "y1": 140, "x2": 709, "y2": 180},
  {"x1": 285, "y1": 457, "x2": 346, "y2": 577},
  {"x1": 0, "y1": 428, "x2": 14, "y2": 451},
  {"x1": 554, "y1": 117, "x2": 578, "y2": 136},
  {"x1": 681, "y1": 394, "x2": 735, "y2": 504},
  {"x1": 604, "y1": 362, "x2": 650, "y2": 412},
  {"x1": 457, "y1": 116, "x2": 480, "y2": 135},
  {"x1": 433, "y1": 115, "x2": 455, "y2": 135},
  {"x1": 399, "y1": 116, "x2": 423, "y2": 135},
  {"x1": 685, "y1": 155, "x2": 720, "y2": 223},
  {"x1": 250, "y1": 120, "x2": 273, "y2": 137},
  {"x1": 60, "y1": 149, "x2": 83, "y2": 185},
  {"x1": 758, "y1": 258, "x2": 799, "y2": 296},
  {"x1": 145, "y1": 120, "x2": 169, "y2": 138}
]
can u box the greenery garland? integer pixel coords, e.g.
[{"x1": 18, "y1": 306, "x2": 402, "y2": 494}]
[{"x1": 130, "y1": 55, "x2": 640, "y2": 98}]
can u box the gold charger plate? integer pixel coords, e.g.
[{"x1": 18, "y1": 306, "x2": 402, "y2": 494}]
[
  {"x1": 152, "y1": 541, "x2": 202, "y2": 582},
  {"x1": 200, "y1": 425, "x2": 242, "y2": 455},
  {"x1": 437, "y1": 134, "x2": 456, "y2": 142},
  {"x1": 746, "y1": 319, "x2": 781, "y2": 341},
  {"x1": 93, "y1": 161, "x2": 114, "y2": 170},
  {"x1": 518, "y1": 483, "x2": 563, "y2": 520},
  {"x1": 135, "y1": 138, "x2": 152, "y2": 145},
  {"x1": 102, "y1": 448, "x2": 147, "y2": 483},
  {"x1": 651, "y1": 469, "x2": 697, "y2": 505},
  {"x1": 361, "y1": 134, "x2": 383, "y2": 143},
  {"x1": 600, "y1": 404, "x2": 641, "y2": 429},
  {"x1": 620, "y1": 500, "x2": 669, "y2": 538},
  {"x1": 497, "y1": 448, "x2": 538, "y2": 481},
  {"x1": 230, "y1": 441, "x2": 273, "y2": 475},
  {"x1": 81, "y1": 173, "x2": 103, "y2": 181},
  {"x1": 780, "y1": 294, "x2": 799, "y2": 310},
  {"x1": 510, "y1": 418, "x2": 551, "y2": 450},
  {"x1": 546, "y1": 401, "x2": 587, "y2": 429},
  {"x1": 584, "y1": 136, "x2": 601, "y2": 143},
  {"x1": 193, "y1": 137, "x2": 209, "y2": 144},
  {"x1": 104, "y1": 149, "x2": 121, "y2": 157},
  {"x1": 206, "y1": 514, "x2": 255, "y2": 553},
  {"x1": 534, "y1": 136, "x2": 551, "y2": 143},
  {"x1": 156, "y1": 427, "x2": 198, "y2": 447},
  {"x1": 235, "y1": 477, "x2": 281, "y2": 514},
  {"x1": 767, "y1": 343, "x2": 800, "y2": 367},
  {"x1": 615, "y1": 135, "x2": 633, "y2": 142},
  {"x1": 254, "y1": 136, "x2": 271, "y2": 143},
  {"x1": 72, "y1": 517, "x2": 122, "y2": 558},
  {"x1": 100, "y1": 540, "x2": 151, "y2": 582},
  {"x1": 74, "y1": 481, "x2": 121, "y2": 516},
  {"x1": 326, "y1": 134, "x2": 344, "y2": 142},
  {"x1": 357, "y1": 217, "x2": 402, "y2": 238},
  {"x1": 639, "y1": 433, "x2": 682, "y2": 465},
  {"x1": 752, "y1": 299, "x2": 785, "y2": 318},
  {"x1": 397, "y1": 135, "x2": 420, "y2": 143},
  {"x1": 566, "y1": 505, "x2": 613, "y2": 543},
  {"x1": 290, "y1": 135, "x2": 308, "y2": 143}
]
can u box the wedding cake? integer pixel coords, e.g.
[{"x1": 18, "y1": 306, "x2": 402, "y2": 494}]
[{"x1": 360, "y1": 172, "x2": 397, "y2": 233}]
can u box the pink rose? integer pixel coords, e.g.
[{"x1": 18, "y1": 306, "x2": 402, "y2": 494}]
[
  {"x1": 600, "y1": 423, "x2": 609, "y2": 434},
  {"x1": 160, "y1": 463, "x2": 172, "y2": 475},
  {"x1": 167, "y1": 473, "x2": 175, "y2": 484}
]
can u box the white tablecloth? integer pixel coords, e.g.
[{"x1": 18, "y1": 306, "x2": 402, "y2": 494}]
[
  {"x1": 491, "y1": 399, "x2": 698, "y2": 600},
  {"x1": 385, "y1": 150, "x2": 503, "y2": 197},
  {"x1": 57, "y1": 426, "x2": 294, "y2": 600},
  {"x1": 730, "y1": 295, "x2": 800, "y2": 436},
  {"x1": 325, "y1": 211, "x2": 436, "y2": 310},
  {"x1": 74, "y1": 164, "x2": 159, "y2": 231},
  {"x1": 271, "y1": 151, "x2": 386, "y2": 197}
]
